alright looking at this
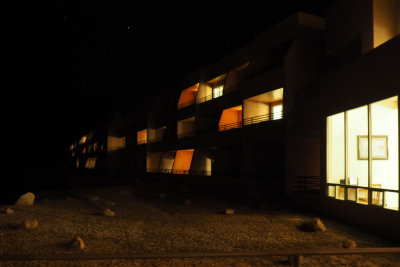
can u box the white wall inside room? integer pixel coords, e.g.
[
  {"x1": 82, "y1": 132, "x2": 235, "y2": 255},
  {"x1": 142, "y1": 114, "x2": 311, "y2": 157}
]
[
  {"x1": 347, "y1": 105, "x2": 369, "y2": 187},
  {"x1": 243, "y1": 100, "x2": 270, "y2": 120},
  {"x1": 327, "y1": 112, "x2": 345, "y2": 184},
  {"x1": 371, "y1": 96, "x2": 399, "y2": 190},
  {"x1": 190, "y1": 150, "x2": 212, "y2": 174}
]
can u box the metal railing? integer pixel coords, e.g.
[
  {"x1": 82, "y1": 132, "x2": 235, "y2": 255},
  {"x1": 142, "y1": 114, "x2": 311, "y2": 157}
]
[
  {"x1": 197, "y1": 93, "x2": 214, "y2": 104},
  {"x1": 2, "y1": 247, "x2": 399, "y2": 267},
  {"x1": 178, "y1": 99, "x2": 196, "y2": 109},
  {"x1": 146, "y1": 168, "x2": 211, "y2": 176},
  {"x1": 219, "y1": 111, "x2": 284, "y2": 132},
  {"x1": 292, "y1": 176, "x2": 321, "y2": 193},
  {"x1": 137, "y1": 140, "x2": 147, "y2": 145}
]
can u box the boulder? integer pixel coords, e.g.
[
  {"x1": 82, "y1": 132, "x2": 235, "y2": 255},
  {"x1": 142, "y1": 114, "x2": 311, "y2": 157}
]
[
  {"x1": 20, "y1": 219, "x2": 39, "y2": 229},
  {"x1": 298, "y1": 218, "x2": 326, "y2": 232},
  {"x1": 224, "y1": 209, "x2": 235, "y2": 215},
  {"x1": 15, "y1": 192, "x2": 35, "y2": 206},
  {"x1": 342, "y1": 240, "x2": 357, "y2": 249},
  {"x1": 103, "y1": 208, "x2": 116, "y2": 217},
  {"x1": 71, "y1": 236, "x2": 85, "y2": 250}
]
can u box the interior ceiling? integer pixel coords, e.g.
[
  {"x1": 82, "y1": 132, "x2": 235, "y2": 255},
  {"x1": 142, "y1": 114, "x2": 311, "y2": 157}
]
[{"x1": 246, "y1": 88, "x2": 284, "y2": 103}]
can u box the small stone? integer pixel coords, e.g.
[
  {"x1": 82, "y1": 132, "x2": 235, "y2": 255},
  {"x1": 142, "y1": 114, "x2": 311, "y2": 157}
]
[
  {"x1": 89, "y1": 196, "x2": 100, "y2": 202},
  {"x1": 103, "y1": 208, "x2": 115, "y2": 217},
  {"x1": 225, "y1": 209, "x2": 235, "y2": 215},
  {"x1": 71, "y1": 236, "x2": 85, "y2": 250},
  {"x1": 20, "y1": 219, "x2": 39, "y2": 229},
  {"x1": 342, "y1": 240, "x2": 357, "y2": 249},
  {"x1": 15, "y1": 192, "x2": 35, "y2": 206},
  {"x1": 158, "y1": 193, "x2": 166, "y2": 199},
  {"x1": 298, "y1": 217, "x2": 326, "y2": 232},
  {"x1": 6, "y1": 208, "x2": 14, "y2": 215}
]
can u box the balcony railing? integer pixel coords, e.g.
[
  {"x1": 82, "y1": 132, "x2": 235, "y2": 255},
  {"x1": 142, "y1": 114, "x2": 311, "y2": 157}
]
[
  {"x1": 197, "y1": 93, "x2": 214, "y2": 104},
  {"x1": 219, "y1": 110, "x2": 283, "y2": 132},
  {"x1": 137, "y1": 140, "x2": 147, "y2": 145},
  {"x1": 146, "y1": 168, "x2": 212, "y2": 176},
  {"x1": 178, "y1": 99, "x2": 196, "y2": 109}
]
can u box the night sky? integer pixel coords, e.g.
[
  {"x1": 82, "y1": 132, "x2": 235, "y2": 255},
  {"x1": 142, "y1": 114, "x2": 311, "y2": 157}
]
[{"x1": 6, "y1": 1, "x2": 333, "y2": 175}]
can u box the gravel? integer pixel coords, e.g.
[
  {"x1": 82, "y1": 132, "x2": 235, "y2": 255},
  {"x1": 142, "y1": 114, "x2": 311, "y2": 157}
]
[{"x1": 0, "y1": 182, "x2": 399, "y2": 266}]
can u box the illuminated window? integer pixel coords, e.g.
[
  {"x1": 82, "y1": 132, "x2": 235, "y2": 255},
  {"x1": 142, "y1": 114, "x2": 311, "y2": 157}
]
[
  {"x1": 85, "y1": 157, "x2": 97, "y2": 169},
  {"x1": 178, "y1": 83, "x2": 199, "y2": 109},
  {"x1": 137, "y1": 129, "x2": 147, "y2": 145},
  {"x1": 272, "y1": 104, "x2": 283, "y2": 120},
  {"x1": 326, "y1": 96, "x2": 398, "y2": 210},
  {"x1": 107, "y1": 136, "x2": 126, "y2": 151},
  {"x1": 213, "y1": 85, "x2": 224, "y2": 99}
]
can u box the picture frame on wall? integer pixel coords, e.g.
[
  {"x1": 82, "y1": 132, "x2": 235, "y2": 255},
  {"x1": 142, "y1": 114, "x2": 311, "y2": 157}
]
[{"x1": 357, "y1": 135, "x2": 388, "y2": 160}]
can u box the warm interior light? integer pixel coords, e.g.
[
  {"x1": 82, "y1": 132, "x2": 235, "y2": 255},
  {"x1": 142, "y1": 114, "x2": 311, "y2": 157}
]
[
  {"x1": 373, "y1": 0, "x2": 400, "y2": 48},
  {"x1": 79, "y1": 136, "x2": 87, "y2": 144},
  {"x1": 173, "y1": 149, "x2": 194, "y2": 174},
  {"x1": 85, "y1": 157, "x2": 97, "y2": 169},
  {"x1": 243, "y1": 88, "x2": 283, "y2": 124},
  {"x1": 327, "y1": 96, "x2": 398, "y2": 210},
  {"x1": 219, "y1": 105, "x2": 242, "y2": 131},
  {"x1": 178, "y1": 83, "x2": 199, "y2": 108},
  {"x1": 137, "y1": 129, "x2": 147, "y2": 144},
  {"x1": 213, "y1": 85, "x2": 224, "y2": 99}
]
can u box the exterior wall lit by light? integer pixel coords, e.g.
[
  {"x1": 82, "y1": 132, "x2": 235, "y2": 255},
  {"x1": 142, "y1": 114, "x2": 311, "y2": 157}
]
[
  {"x1": 172, "y1": 149, "x2": 194, "y2": 174},
  {"x1": 79, "y1": 135, "x2": 87, "y2": 144},
  {"x1": 373, "y1": 0, "x2": 400, "y2": 48},
  {"x1": 107, "y1": 136, "x2": 126, "y2": 151},
  {"x1": 85, "y1": 157, "x2": 97, "y2": 169},
  {"x1": 326, "y1": 96, "x2": 399, "y2": 210}
]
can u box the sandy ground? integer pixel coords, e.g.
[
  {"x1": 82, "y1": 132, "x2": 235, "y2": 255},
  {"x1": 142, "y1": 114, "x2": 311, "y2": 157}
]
[{"x1": 0, "y1": 181, "x2": 399, "y2": 267}]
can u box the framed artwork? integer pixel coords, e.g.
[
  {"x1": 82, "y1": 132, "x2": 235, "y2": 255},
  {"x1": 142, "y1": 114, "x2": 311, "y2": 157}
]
[{"x1": 357, "y1": 135, "x2": 388, "y2": 160}]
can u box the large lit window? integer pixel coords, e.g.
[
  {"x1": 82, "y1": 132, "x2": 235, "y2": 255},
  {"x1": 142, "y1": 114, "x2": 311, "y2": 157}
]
[
  {"x1": 326, "y1": 96, "x2": 399, "y2": 210},
  {"x1": 272, "y1": 104, "x2": 283, "y2": 120}
]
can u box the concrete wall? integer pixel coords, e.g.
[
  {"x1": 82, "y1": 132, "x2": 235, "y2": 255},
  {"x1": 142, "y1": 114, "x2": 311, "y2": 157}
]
[
  {"x1": 373, "y1": 0, "x2": 400, "y2": 48},
  {"x1": 326, "y1": 0, "x2": 373, "y2": 55},
  {"x1": 190, "y1": 149, "x2": 212, "y2": 174}
]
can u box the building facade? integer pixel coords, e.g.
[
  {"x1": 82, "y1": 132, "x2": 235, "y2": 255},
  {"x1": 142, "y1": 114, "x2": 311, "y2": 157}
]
[{"x1": 69, "y1": 0, "x2": 400, "y2": 238}]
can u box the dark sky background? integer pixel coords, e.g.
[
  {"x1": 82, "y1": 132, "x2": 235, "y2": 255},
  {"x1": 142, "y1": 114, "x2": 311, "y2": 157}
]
[{"x1": 6, "y1": 0, "x2": 334, "y2": 174}]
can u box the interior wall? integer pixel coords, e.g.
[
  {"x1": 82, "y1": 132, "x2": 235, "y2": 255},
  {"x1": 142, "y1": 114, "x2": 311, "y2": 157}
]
[
  {"x1": 373, "y1": 0, "x2": 400, "y2": 47},
  {"x1": 159, "y1": 151, "x2": 176, "y2": 170},
  {"x1": 173, "y1": 150, "x2": 194, "y2": 172},
  {"x1": 190, "y1": 150, "x2": 212, "y2": 174},
  {"x1": 219, "y1": 108, "x2": 242, "y2": 127},
  {"x1": 146, "y1": 152, "x2": 161, "y2": 170},
  {"x1": 243, "y1": 100, "x2": 270, "y2": 119},
  {"x1": 196, "y1": 84, "x2": 212, "y2": 102}
]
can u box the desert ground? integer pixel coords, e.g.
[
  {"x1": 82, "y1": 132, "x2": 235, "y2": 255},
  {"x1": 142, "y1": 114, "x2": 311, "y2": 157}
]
[{"x1": 1, "y1": 179, "x2": 399, "y2": 267}]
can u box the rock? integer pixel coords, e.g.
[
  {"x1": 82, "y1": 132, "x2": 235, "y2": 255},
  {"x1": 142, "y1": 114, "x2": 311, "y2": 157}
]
[
  {"x1": 298, "y1": 218, "x2": 326, "y2": 232},
  {"x1": 15, "y1": 192, "x2": 35, "y2": 206},
  {"x1": 342, "y1": 240, "x2": 357, "y2": 249},
  {"x1": 89, "y1": 196, "x2": 100, "y2": 202},
  {"x1": 20, "y1": 219, "x2": 39, "y2": 229},
  {"x1": 71, "y1": 236, "x2": 85, "y2": 250},
  {"x1": 158, "y1": 193, "x2": 166, "y2": 199},
  {"x1": 6, "y1": 208, "x2": 14, "y2": 215},
  {"x1": 103, "y1": 208, "x2": 116, "y2": 217},
  {"x1": 224, "y1": 209, "x2": 235, "y2": 215}
]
